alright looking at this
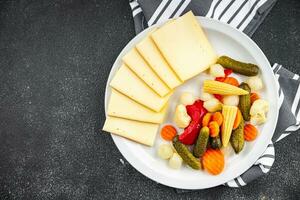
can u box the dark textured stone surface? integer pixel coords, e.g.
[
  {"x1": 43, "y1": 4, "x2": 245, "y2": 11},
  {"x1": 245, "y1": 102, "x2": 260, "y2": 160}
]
[{"x1": 0, "y1": 0, "x2": 299, "y2": 199}]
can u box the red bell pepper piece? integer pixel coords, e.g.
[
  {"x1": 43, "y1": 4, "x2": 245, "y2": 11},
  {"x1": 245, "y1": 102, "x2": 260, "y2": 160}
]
[
  {"x1": 224, "y1": 68, "x2": 233, "y2": 77},
  {"x1": 193, "y1": 100, "x2": 207, "y2": 120},
  {"x1": 186, "y1": 104, "x2": 199, "y2": 121},
  {"x1": 186, "y1": 102, "x2": 200, "y2": 120},
  {"x1": 193, "y1": 100, "x2": 204, "y2": 110},
  {"x1": 213, "y1": 94, "x2": 223, "y2": 101},
  {"x1": 179, "y1": 120, "x2": 201, "y2": 145},
  {"x1": 179, "y1": 100, "x2": 207, "y2": 145},
  {"x1": 215, "y1": 77, "x2": 225, "y2": 82}
]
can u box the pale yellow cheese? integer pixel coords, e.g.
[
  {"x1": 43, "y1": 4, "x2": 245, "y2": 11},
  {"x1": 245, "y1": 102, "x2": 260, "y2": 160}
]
[
  {"x1": 107, "y1": 89, "x2": 167, "y2": 123},
  {"x1": 136, "y1": 34, "x2": 181, "y2": 89},
  {"x1": 102, "y1": 116, "x2": 159, "y2": 146},
  {"x1": 110, "y1": 64, "x2": 171, "y2": 112},
  {"x1": 122, "y1": 48, "x2": 170, "y2": 97},
  {"x1": 151, "y1": 11, "x2": 217, "y2": 81}
]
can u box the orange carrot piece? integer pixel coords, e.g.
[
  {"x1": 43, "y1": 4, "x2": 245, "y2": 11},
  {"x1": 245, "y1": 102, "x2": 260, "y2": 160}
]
[
  {"x1": 223, "y1": 77, "x2": 239, "y2": 87},
  {"x1": 202, "y1": 113, "x2": 212, "y2": 127},
  {"x1": 202, "y1": 149, "x2": 224, "y2": 175},
  {"x1": 215, "y1": 77, "x2": 239, "y2": 87},
  {"x1": 233, "y1": 109, "x2": 242, "y2": 130},
  {"x1": 244, "y1": 124, "x2": 258, "y2": 141},
  {"x1": 160, "y1": 125, "x2": 177, "y2": 141},
  {"x1": 208, "y1": 121, "x2": 219, "y2": 137},
  {"x1": 212, "y1": 112, "x2": 223, "y2": 126},
  {"x1": 250, "y1": 92, "x2": 260, "y2": 104}
]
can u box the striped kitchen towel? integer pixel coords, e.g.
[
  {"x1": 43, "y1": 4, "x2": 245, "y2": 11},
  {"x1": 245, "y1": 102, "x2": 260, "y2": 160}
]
[
  {"x1": 128, "y1": 0, "x2": 300, "y2": 189},
  {"x1": 129, "y1": 0, "x2": 277, "y2": 36}
]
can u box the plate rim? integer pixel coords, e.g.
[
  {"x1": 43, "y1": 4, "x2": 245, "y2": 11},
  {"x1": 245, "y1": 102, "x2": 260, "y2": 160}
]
[{"x1": 104, "y1": 16, "x2": 279, "y2": 189}]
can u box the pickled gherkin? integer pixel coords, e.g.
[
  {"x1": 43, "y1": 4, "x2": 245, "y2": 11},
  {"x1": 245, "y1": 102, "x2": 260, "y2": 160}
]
[
  {"x1": 230, "y1": 118, "x2": 245, "y2": 153},
  {"x1": 193, "y1": 127, "x2": 210, "y2": 158},
  {"x1": 172, "y1": 136, "x2": 201, "y2": 170},
  {"x1": 217, "y1": 56, "x2": 259, "y2": 76},
  {"x1": 210, "y1": 135, "x2": 222, "y2": 149},
  {"x1": 239, "y1": 83, "x2": 251, "y2": 121}
]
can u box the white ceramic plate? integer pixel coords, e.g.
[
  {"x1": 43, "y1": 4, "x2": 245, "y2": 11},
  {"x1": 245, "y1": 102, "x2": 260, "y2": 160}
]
[{"x1": 104, "y1": 17, "x2": 279, "y2": 190}]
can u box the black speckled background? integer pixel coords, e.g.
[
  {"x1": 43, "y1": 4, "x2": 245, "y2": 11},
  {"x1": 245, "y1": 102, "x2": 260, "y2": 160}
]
[{"x1": 0, "y1": 0, "x2": 299, "y2": 199}]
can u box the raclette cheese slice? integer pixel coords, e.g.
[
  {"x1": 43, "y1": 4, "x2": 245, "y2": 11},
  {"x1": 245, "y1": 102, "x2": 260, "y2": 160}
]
[
  {"x1": 151, "y1": 11, "x2": 217, "y2": 81},
  {"x1": 122, "y1": 48, "x2": 170, "y2": 97},
  {"x1": 110, "y1": 64, "x2": 171, "y2": 112},
  {"x1": 136, "y1": 34, "x2": 181, "y2": 89},
  {"x1": 103, "y1": 116, "x2": 159, "y2": 146},
  {"x1": 107, "y1": 89, "x2": 167, "y2": 123}
]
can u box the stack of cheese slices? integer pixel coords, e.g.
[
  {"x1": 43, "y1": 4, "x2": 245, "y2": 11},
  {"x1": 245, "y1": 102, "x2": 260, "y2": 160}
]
[{"x1": 103, "y1": 11, "x2": 217, "y2": 146}]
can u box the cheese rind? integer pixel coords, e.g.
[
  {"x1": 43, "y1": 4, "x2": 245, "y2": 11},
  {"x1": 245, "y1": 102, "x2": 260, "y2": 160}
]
[
  {"x1": 110, "y1": 64, "x2": 171, "y2": 112},
  {"x1": 122, "y1": 48, "x2": 170, "y2": 97},
  {"x1": 103, "y1": 116, "x2": 159, "y2": 146},
  {"x1": 151, "y1": 11, "x2": 217, "y2": 81},
  {"x1": 136, "y1": 35, "x2": 181, "y2": 89},
  {"x1": 107, "y1": 89, "x2": 167, "y2": 123}
]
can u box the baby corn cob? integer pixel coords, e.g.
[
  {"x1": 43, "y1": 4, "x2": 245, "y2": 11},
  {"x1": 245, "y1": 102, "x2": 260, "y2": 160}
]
[
  {"x1": 221, "y1": 105, "x2": 238, "y2": 147},
  {"x1": 203, "y1": 80, "x2": 248, "y2": 95}
]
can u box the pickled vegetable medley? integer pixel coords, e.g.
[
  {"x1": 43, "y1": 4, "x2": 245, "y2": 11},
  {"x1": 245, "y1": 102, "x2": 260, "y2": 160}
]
[{"x1": 157, "y1": 56, "x2": 269, "y2": 175}]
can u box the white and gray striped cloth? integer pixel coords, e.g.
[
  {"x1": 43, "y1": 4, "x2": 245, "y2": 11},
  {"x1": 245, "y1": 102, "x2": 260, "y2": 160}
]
[{"x1": 128, "y1": 0, "x2": 299, "y2": 189}]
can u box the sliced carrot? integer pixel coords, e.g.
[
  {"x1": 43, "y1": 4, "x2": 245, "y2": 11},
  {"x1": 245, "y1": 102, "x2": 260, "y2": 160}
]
[
  {"x1": 202, "y1": 113, "x2": 212, "y2": 127},
  {"x1": 250, "y1": 92, "x2": 260, "y2": 104},
  {"x1": 233, "y1": 109, "x2": 242, "y2": 130},
  {"x1": 202, "y1": 149, "x2": 224, "y2": 175},
  {"x1": 208, "y1": 121, "x2": 219, "y2": 137},
  {"x1": 212, "y1": 112, "x2": 223, "y2": 126},
  {"x1": 215, "y1": 77, "x2": 239, "y2": 87},
  {"x1": 160, "y1": 125, "x2": 177, "y2": 141},
  {"x1": 223, "y1": 77, "x2": 239, "y2": 86},
  {"x1": 244, "y1": 124, "x2": 258, "y2": 141}
]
